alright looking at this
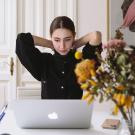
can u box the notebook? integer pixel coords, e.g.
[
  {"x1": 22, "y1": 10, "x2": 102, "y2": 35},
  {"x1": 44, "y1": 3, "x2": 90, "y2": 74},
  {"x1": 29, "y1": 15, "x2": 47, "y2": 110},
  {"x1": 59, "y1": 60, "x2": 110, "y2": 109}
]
[{"x1": 10, "y1": 99, "x2": 93, "y2": 129}]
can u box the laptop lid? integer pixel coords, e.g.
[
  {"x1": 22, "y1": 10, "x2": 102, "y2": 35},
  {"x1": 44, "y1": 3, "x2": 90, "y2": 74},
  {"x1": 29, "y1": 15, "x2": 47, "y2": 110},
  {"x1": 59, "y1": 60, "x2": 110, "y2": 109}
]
[{"x1": 11, "y1": 99, "x2": 93, "y2": 129}]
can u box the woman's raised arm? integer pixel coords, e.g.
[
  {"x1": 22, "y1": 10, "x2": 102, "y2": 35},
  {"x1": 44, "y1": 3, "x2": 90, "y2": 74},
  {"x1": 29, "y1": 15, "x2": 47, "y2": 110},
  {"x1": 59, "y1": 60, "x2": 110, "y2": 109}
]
[
  {"x1": 73, "y1": 31, "x2": 102, "y2": 49},
  {"x1": 33, "y1": 35, "x2": 54, "y2": 49}
]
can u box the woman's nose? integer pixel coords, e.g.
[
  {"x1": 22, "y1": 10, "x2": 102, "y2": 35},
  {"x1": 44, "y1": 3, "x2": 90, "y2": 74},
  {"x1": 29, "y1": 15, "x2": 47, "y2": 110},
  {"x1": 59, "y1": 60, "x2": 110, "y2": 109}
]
[{"x1": 60, "y1": 42, "x2": 65, "y2": 50}]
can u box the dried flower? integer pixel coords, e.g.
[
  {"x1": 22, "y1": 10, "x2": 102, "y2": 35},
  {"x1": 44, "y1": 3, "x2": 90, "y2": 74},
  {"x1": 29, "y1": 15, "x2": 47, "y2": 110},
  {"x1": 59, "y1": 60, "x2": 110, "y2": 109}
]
[{"x1": 74, "y1": 38, "x2": 135, "y2": 134}]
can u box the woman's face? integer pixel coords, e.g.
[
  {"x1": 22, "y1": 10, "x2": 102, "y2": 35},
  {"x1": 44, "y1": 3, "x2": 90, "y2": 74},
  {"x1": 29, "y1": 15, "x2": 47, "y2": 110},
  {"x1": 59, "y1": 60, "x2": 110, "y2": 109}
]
[{"x1": 51, "y1": 28, "x2": 75, "y2": 55}]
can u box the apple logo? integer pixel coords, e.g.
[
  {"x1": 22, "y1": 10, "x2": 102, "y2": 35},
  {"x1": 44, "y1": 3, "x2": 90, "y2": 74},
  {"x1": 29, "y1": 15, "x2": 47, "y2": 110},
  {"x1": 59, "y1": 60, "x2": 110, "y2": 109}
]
[{"x1": 48, "y1": 112, "x2": 58, "y2": 120}]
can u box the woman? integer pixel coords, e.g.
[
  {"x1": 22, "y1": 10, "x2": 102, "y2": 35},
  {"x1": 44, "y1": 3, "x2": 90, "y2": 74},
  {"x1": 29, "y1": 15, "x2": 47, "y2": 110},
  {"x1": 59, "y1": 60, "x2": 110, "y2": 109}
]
[{"x1": 16, "y1": 16, "x2": 102, "y2": 99}]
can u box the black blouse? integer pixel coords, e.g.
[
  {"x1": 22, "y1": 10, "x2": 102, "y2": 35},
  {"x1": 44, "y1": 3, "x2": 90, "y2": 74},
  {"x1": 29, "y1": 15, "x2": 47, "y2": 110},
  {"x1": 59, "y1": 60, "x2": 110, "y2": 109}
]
[{"x1": 16, "y1": 33, "x2": 102, "y2": 99}]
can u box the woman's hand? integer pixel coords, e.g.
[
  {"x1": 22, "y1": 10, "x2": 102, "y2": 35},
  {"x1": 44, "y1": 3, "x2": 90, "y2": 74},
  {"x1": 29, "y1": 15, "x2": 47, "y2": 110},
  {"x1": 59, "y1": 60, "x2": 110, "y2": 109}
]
[
  {"x1": 89, "y1": 31, "x2": 102, "y2": 46},
  {"x1": 33, "y1": 35, "x2": 54, "y2": 49}
]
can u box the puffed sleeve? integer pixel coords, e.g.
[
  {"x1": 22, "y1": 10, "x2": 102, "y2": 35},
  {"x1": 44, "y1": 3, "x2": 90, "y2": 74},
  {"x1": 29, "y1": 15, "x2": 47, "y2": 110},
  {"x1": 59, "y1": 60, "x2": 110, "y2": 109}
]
[
  {"x1": 16, "y1": 33, "x2": 44, "y2": 81},
  {"x1": 82, "y1": 42, "x2": 102, "y2": 67}
]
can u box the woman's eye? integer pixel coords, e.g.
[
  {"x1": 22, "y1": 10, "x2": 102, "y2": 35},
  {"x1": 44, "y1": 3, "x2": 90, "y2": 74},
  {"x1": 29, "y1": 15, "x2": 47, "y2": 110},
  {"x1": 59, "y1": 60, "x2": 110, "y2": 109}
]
[
  {"x1": 55, "y1": 40, "x2": 59, "y2": 42},
  {"x1": 65, "y1": 39, "x2": 71, "y2": 41}
]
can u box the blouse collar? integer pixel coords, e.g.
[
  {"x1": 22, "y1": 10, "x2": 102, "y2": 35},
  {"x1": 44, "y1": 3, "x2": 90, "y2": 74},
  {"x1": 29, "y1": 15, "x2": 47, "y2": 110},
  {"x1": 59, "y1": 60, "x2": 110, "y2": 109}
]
[{"x1": 53, "y1": 50, "x2": 75, "y2": 63}]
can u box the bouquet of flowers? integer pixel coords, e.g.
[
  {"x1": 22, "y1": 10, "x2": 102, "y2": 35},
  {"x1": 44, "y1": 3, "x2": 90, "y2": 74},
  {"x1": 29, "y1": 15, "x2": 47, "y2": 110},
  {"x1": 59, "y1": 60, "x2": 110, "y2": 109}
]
[{"x1": 74, "y1": 32, "x2": 135, "y2": 135}]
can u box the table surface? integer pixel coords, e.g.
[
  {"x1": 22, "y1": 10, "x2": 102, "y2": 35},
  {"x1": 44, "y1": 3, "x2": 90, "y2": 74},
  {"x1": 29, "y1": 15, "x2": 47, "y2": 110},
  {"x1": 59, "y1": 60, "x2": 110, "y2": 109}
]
[{"x1": 0, "y1": 101, "x2": 121, "y2": 135}]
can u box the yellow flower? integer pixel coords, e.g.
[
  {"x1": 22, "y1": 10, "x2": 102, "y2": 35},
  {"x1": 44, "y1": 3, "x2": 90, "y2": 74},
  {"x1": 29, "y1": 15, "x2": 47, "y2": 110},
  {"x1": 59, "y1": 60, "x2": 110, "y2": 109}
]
[
  {"x1": 90, "y1": 69, "x2": 96, "y2": 77},
  {"x1": 75, "y1": 59, "x2": 95, "y2": 81},
  {"x1": 113, "y1": 93, "x2": 117, "y2": 100},
  {"x1": 82, "y1": 91, "x2": 90, "y2": 100},
  {"x1": 116, "y1": 94, "x2": 122, "y2": 106},
  {"x1": 114, "y1": 94, "x2": 126, "y2": 106},
  {"x1": 78, "y1": 77, "x2": 87, "y2": 83},
  {"x1": 105, "y1": 87, "x2": 112, "y2": 94},
  {"x1": 125, "y1": 96, "x2": 132, "y2": 109},
  {"x1": 120, "y1": 94, "x2": 126, "y2": 105},
  {"x1": 87, "y1": 95, "x2": 94, "y2": 104},
  {"x1": 89, "y1": 79, "x2": 97, "y2": 87},
  {"x1": 113, "y1": 93, "x2": 122, "y2": 106},
  {"x1": 87, "y1": 59, "x2": 96, "y2": 69},
  {"x1": 75, "y1": 51, "x2": 82, "y2": 60},
  {"x1": 112, "y1": 105, "x2": 119, "y2": 115},
  {"x1": 81, "y1": 83, "x2": 89, "y2": 90}
]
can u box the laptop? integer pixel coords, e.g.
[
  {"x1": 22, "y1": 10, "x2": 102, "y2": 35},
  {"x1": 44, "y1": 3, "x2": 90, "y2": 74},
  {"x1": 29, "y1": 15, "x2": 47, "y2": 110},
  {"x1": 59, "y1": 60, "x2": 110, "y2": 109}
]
[{"x1": 10, "y1": 99, "x2": 93, "y2": 129}]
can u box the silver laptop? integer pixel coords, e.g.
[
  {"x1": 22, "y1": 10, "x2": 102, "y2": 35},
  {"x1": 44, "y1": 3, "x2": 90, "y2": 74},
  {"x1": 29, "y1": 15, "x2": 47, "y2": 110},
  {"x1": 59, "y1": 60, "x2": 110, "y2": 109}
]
[{"x1": 10, "y1": 99, "x2": 93, "y2": 129}]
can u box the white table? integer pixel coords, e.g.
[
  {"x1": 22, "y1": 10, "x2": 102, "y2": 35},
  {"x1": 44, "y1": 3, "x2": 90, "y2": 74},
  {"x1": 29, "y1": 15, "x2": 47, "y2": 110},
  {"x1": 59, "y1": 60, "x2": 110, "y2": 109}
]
[{"x1": 0, "y1": 101, "x2": 121, "y2": 135}]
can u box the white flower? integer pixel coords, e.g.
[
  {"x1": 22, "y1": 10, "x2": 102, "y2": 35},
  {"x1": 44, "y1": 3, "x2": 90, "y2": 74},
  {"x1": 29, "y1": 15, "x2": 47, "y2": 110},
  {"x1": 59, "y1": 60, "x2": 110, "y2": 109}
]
[{"x1": 101, "y1": 49, "x2": 108, "y2": 60}]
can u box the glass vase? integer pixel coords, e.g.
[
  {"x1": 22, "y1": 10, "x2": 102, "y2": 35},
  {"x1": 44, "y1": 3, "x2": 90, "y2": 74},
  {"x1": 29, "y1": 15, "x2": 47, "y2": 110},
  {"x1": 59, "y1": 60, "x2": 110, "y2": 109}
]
[{"x1": 117, "y1": 118, "x2": 135, "y2": 135}]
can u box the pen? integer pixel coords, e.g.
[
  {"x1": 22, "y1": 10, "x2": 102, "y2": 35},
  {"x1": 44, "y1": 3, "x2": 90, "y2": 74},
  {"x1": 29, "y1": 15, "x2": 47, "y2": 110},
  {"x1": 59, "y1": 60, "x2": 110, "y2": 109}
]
[{"x1": 0, "y1": 105, "x2": 7, "y2": 122}]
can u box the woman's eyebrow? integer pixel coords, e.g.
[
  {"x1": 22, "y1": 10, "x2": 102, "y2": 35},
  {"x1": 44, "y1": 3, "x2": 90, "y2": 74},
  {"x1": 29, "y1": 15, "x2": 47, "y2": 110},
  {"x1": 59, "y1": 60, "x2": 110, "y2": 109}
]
[
  {"x1": 53, "y1": 37, "x2": 60, "y2": 39},
  {"x1": 54, "y1": 36, "x2": 72, "y2": 39},
  {"x1": 64, "y1": 36, "x2": 72, "y2": 39}
]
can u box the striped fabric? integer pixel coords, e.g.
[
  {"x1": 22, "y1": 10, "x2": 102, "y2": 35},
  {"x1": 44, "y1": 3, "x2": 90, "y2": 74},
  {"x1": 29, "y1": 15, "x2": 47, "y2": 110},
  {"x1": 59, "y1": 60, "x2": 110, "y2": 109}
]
[{"x1": 122, "y1": 0, "x2": 135, "y2": 28}]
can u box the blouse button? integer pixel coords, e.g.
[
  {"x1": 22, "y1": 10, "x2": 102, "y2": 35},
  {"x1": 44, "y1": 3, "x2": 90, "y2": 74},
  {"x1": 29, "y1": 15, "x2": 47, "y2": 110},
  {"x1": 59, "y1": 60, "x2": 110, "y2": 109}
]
[
  {"x1": 62, "y1": 71, "x2": 64, "y2": 74},
  {"x1": 61, "y1": 86, "x2": 64, "y2": 89}
]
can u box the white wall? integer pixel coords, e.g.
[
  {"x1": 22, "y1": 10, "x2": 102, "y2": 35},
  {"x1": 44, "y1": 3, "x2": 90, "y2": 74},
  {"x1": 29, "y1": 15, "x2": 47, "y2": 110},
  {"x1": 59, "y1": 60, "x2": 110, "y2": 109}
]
[
  {"x1": 110, "y1": 0, "x2": 135, "y2": 45},
  {"x1": 78, "y1": 0, "x2": 107, "y2": 42}
]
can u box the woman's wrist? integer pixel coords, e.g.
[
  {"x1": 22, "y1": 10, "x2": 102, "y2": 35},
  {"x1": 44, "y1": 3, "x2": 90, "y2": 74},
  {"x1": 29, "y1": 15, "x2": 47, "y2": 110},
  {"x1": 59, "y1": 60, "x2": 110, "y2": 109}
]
[
  {"x1": 72, "y1": 31, "x2": 102, "y2": 49},
  {"x1": 73, "y1": 34, "x2": 90, "y2": 49}
]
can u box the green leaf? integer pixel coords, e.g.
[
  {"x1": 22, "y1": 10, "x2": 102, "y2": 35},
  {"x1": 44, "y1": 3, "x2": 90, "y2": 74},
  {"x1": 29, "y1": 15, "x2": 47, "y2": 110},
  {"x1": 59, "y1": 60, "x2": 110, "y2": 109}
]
[{"x1": 116, "y1": 54, "x2": 128, "y2": 66}]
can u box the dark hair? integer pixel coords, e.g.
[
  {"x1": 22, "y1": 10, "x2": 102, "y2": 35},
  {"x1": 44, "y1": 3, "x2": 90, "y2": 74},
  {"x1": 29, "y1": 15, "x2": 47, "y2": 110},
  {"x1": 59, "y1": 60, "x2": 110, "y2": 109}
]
[{"x1": 50, "y1": 16, "x2": 75, "y2": 36}]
